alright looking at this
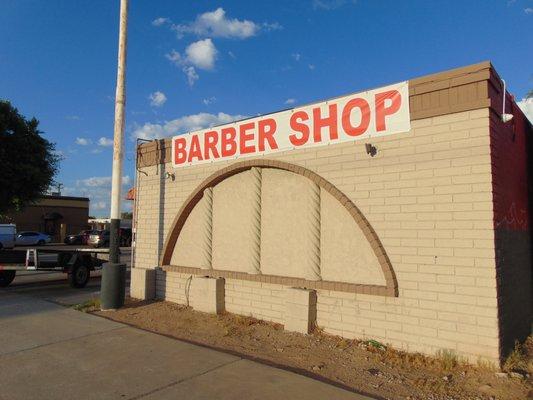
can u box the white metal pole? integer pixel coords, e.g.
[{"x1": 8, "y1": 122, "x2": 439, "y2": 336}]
[
  {"x1": 101, "y1": 0, "x2": 128, "y2": 310},
  {"x1": 109, "y1": 0, "x2": 128, "y2": 264}
]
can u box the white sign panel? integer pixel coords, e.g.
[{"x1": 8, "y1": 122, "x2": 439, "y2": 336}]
[{"x1": 172, "y1": 81, "x2": 410, "y2": 168}]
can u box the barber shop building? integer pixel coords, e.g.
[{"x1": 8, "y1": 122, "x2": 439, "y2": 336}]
[{"x1": 130, "y1": 62, "x2": 532, "y2": 365}]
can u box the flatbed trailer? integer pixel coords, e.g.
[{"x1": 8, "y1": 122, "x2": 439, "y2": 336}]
[{"x1": 0, "y1": 248, "x2": 109, "y2": 288}]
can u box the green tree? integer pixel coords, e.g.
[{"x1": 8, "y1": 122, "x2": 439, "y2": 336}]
[
  {"x1": 121, "y1": 211, "x2": 133, "y2": 219},
  {"x1": 0, "y1": 101, "x2": 59, "y2": 214}
]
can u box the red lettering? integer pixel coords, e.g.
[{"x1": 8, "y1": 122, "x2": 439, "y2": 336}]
[
  {"x1": 342, "y1": 98, "x2": 370, "y2": 136},
  {"x1": 375, "y1": 90, "x2": 401, "y2": 131},
  {"x1": 239, "y1": 122, "x2": 256, "y2": 154},
  {"x1": 258, "y1": 118, "x2": 278, "y2": 152},
  {"x1": 204, "y1": 130, "x2": 219, "y2": 160},
  {"x1": 221, "y1": 127, "x2": 237, "y2": 157},
  {"x1": 174, "y1": 137, "x2": 187, "y2": 165},
  {"x1": 313, "y1": 104, "x2": 338, "y2": 143},
  {"x1": 289, "y1": 111, "x2": 310, "y2": 146},
  {"x1": 188, "y1": 135, "x2": 203, "y2": 162}
]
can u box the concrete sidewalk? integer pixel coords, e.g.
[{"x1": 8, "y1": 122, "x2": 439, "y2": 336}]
[{"x1": 0, "y1": 292, "x2": 373, "y2": 400}]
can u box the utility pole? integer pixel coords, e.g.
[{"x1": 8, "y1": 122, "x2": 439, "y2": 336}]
[{"x1": 101, "y1": 0, "x2": 128, "y2": 310}]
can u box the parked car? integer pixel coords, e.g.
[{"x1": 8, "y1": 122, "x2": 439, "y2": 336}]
[
  {"x1": 64, "y1": 230, "x2": 94, "y2": 245},
  {"x1": 88, "y1": 228, "x2": 132, "y2": 248},
  {"x1": 15, "y1": 231, "x2": 52, "y2": 246},
  {"x1": 88, "y1": 230, "x2": 109, "y2": 248},
  {"x1": 0, "y1": 224, "x2": 17, "y2": 250}
]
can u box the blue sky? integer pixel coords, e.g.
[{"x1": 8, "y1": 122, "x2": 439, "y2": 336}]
[{"x1": 1, "y1": 0, "x2": 532, "y2": 216}]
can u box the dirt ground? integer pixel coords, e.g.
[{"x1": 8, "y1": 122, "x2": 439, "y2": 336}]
[{"x1": 93, "y1": 299, "x2": 532, "y2": 400}]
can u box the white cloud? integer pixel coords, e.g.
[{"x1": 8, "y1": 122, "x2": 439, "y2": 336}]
[
  {"x1": 93, "y1": 201, "x2": 107, "y2": 210},
  {"x1": 166, "y1": 39, "x2": 217, "y2": 85},
  {"x1": 161, "y1": 9, "x2": 279, "y2": 86},
  {"x1": 517, "y1": 98, "x2": 533, "y2": 123},
  {"x1": 172, "y1": 8, "x2": 259, "y2": 39},
  {"x1": 152, "y1": 17, "x2": 170, "y2": 26},
  {"x1": 285, "y1": 98, "x2": 296, "y2": 105},
  {"x1": 525, "y1": 8, "x2": 533, "y2": 14},
  {"x1": 165, "y1": 49, "x2": 201, "y2": 86},
  {"x1": 202, "y1": 96, "x2": 216, "y2": 105},
  {"x1": 90, "y1": 148, "x2": 103, "y2": 154},
  {"x1": 166, "y1": 49, "x2": 182, "y2": 65},
  {"x1": 308, "y1": 64, "x2": 316, "y2": 70},
  {"x1": 98, "y1": 137, "x2": 114, "y2": 147},
  {"x1": 262, "y1": 22, "x2": 283, "y2": 32},
  {"x1": 183, "y1": 66, "x2": 199, "y2": 86},
  {"x1": 132, "y1": 112, "x2": 246, "y2": 140},
  {"x1": 66, "y1": 115, "x2": 80, "y2": 121},
  {"x1": 71, "y1": 176, "x2": 131, "y2": 217},
  {"x1": 292, "y1": 53, "x2": 301, "y2": 61},
  {"x1": 75, "y1": 137, "x2": 91, "y2": 146},
  {"x1": 185, "y1": 38, "x2": 217, "y2": 70},
  {"x1": 228, "y1": 51, "x2": 236, "y2": 59},
  {"x1": 77, "y1": 176, "x2": 131, "y2": 188},
  {"x1": 149, "y1": 91, "x2": 167, "y2": 107},
  {"x1": 313, "y1": 0, "x2": 357, "y2": 10}
]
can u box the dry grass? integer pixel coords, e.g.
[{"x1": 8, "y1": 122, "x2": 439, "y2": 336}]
[
  {"x1": 476, "y1": 357, "x2": 498, "y2": 372},
  {"x1": 434, "y1": 349, "x2": 462, "y2": 371},
  {"x1": 503, "y1": 338, "x2": 533, "y2": 374}
]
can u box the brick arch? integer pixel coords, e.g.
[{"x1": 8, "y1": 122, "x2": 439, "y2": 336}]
[{"x1": 161, "y1": 159, "x2": 398, "y2": 297}]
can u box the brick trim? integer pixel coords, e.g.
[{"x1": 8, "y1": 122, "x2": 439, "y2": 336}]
[
  {"x1": 161, "y1": 265, "x2": 394, "y2": 296},
  {"x1": 160, "y1": 159, "x2": 398, "y2": 297}
]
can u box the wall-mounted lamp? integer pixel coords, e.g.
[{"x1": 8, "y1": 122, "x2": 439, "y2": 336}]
[
  {"x1": 164, "y1": 172, "x2": 175, "y2": 181},
  {"x1": 365, "y1": 143, "x2": 377, "y2": 157},
  {"x1": 501, "y1": 79, "x2": 514, "y2": 123}
]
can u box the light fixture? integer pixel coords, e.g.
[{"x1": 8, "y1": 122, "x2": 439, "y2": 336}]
[
  {"x1": 502, "y1": 113, "x2": 514, "y2": 123},
  {"x1": 164, "y1": 171, "x2": 175, "y2": 181},
  {"x1": 365, "y1": 143, "x2": 377, "y2": 157},
  {"x1": 501, "y1": 79, "x2": 514, "y2": 123}
]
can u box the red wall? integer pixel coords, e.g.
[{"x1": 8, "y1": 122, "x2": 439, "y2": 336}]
[{"x1": 490, "y1": 97, "x2": 533, "y2": 359}]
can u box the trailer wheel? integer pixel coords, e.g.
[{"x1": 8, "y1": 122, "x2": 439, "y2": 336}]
[
  {"x1": 68, "y1": 264, "x2": 90, "y2": 288},
  {"x1": 0, "y1": 270, "x2": 16, "y2": 287}
]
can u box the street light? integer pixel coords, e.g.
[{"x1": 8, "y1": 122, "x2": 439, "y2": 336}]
[{"x1": 101, "y1": 0, "x2": 128, "y2": 310}]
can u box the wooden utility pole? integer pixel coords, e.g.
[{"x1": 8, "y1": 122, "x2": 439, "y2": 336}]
[{"x1": 101, "y1": 0, "x2": 128, "y2": 310}]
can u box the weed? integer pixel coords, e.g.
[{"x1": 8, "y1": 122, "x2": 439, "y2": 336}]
[
  {"x1": 503, "y1": 340, "x2": 532, "y2": 373},
  {"x1": 476, "y1": 357, "x2": 497, "y2": 371},
  {"x1": 73, "y1": 298, "x2": 100, "y2": 312},
  {"x1": 435, "y1": 349, "x2": 460, "y2": 371},
  {"x1": 335, "y1": 338, "x2": 352, "y2": 350},
  {"x1": 366, "y1": 339, "x2": 386, "y2": 351}
]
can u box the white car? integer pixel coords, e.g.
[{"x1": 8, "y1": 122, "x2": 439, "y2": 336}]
[
  {"x1": 15, "y1": 231, "x2": 52, "y2": 246},
  {"x1": 0, "y1": 224, "x2": 17, "y2": 249}
]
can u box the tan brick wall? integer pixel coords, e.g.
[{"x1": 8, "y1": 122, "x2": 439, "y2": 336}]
[{"x1": 134, "y1": 108, "x2": 501, "y2": 363}]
